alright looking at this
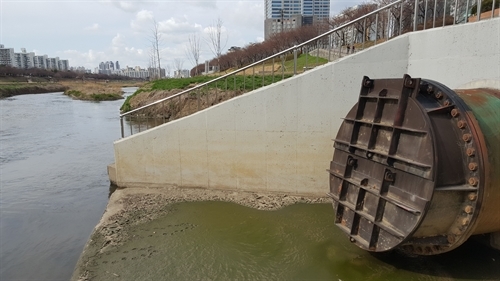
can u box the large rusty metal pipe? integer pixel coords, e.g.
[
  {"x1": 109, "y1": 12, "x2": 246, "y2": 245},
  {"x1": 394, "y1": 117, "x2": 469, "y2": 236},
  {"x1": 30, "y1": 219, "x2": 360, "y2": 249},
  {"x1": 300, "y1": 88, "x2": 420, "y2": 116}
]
[{"x1": 328, "y1": 75, "x2": 500, "y2": 255}]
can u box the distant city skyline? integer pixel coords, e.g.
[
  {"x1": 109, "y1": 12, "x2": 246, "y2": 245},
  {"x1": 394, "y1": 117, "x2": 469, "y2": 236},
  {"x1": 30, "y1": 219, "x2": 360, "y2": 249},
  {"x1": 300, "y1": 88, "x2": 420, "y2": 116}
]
[{"x1": 1, "y1": 1, "x2": 360, "y2": 71}]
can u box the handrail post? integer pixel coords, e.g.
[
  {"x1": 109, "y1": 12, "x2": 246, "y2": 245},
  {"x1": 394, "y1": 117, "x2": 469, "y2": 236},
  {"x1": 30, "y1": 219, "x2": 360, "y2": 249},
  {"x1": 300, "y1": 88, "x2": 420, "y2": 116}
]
[
  {"x1": 293, "y1": 46, "x2": 297, "y2": 75},
  {"x1": 120, "y1": 116, "x2": 124, "y2": 138},
  {"x1": 465, "y1": 0, "x2": 470, "y2": 22},
  {"x1": 424, "y1": 0, "x2": 428, "y2": 29},
  {"x1": 400, "y1": 2, "x2": 403, "y2": 34},
  {"x1": 477, "y1": 0, "x2": 481, "y2": 21},
  {"x1": 433, "y1": 0, "x2": 437, "y2": 28},
  {"x1": 363, "y1": 17, "x2": 367, "y2": 48},
  {"x1": 328, "y1": 34, "x2": 332, "y2": 61},
  {"x1": 443, "y1": 0, "x2": 447, "y2": 26},
  {"x1": 413, "y1": 0, "x2": 418, "y2": 31},
  {"x1": 454, "y1": 0, "x2": 458, "y2": 24},
  {"x1": 492, "y1": 0, "x2": 496, "y2": 18}
]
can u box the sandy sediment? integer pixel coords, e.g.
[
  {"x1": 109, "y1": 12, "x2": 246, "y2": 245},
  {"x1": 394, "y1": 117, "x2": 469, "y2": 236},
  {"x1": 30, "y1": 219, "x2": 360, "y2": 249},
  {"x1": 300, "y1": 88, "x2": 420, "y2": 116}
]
[{"x1": 71, "y1": 186, "x2": 329, "y2": 281}]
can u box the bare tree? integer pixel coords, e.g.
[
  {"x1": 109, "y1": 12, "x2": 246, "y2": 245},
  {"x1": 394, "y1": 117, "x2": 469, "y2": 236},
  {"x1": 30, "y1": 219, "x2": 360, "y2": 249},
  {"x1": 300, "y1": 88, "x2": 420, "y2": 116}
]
[
  {"x1": 173, "y1": 58, "x2": 184, "y2": 78},
  {"x1": 148, "y1": 42, "x2": 158, "y2": 79},
  {"x1": 185, "y1": 33, "x2": 201, "y2": 76},
  {"x1": 150, "y1": 19, "x2": 163, "y2": 79},
  {"x1": 205, "y1": 17, "x2": 228, "y2": 70}
]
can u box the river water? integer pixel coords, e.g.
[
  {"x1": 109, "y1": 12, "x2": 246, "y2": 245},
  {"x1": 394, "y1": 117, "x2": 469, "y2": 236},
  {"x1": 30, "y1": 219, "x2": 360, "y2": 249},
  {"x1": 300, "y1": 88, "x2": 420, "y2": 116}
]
[
  {"x1": 1, "y1": 89, "x2": 499, "y2": 281},
  {"x1": 0, "y1": 89, "x2": 137, "y2": 280}
]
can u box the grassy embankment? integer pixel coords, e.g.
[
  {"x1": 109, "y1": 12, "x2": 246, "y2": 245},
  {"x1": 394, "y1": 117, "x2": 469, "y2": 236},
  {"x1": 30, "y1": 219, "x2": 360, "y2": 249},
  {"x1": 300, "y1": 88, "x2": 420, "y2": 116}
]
[
  {"x1": 121, "y1": 54, "x2": 327, "y2": 116},
  {"x1": 61, "y1": 80, "x2": 130, "y2": 101}
]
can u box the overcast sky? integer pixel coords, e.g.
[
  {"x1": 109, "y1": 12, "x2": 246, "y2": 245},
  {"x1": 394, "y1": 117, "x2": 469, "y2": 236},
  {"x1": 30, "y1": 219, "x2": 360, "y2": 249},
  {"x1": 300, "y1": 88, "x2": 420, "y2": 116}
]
[{"x1": 0, "y1": 0, "x2": 362, "y2": 71}]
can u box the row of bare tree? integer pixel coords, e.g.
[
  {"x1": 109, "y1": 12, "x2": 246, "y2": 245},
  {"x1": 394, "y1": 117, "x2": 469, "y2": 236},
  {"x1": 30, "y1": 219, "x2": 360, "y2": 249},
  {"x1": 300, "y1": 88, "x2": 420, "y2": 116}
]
[
  {"x1": 188, "y1": 24, "x2": 321, "y2": 76},
  {"x1": 148, "y1": 17, "x2": 228, "y2": 79}
]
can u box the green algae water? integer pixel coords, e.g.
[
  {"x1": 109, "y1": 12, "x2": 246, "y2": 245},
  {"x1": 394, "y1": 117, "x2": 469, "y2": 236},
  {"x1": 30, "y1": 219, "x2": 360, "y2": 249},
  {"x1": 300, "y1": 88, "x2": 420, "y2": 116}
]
[{"x1": 88, "y1": 202, "x2": 500, "y2": 280}]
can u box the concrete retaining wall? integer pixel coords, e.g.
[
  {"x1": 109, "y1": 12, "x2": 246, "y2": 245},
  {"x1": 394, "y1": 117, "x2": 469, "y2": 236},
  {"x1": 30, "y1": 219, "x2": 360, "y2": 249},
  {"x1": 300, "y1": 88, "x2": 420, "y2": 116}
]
[{"x1": 112, "y1": 18, "x2": 499, "y2": 196}]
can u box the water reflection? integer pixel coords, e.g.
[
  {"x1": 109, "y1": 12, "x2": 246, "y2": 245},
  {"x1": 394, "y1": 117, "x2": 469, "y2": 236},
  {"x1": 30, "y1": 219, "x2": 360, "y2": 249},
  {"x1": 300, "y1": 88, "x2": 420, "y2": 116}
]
[{"x1": 122, "y1": 115, "x2": 167, "y2": 137}]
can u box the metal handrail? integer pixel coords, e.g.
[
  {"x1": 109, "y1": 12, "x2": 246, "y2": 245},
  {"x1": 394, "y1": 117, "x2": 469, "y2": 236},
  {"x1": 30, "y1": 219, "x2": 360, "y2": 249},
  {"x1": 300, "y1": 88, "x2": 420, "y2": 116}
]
[
  {"x1": 121, "y1": 0, "x2": 404, "y2": 118},
  {"x1": 120, "y1": 0, "x2": 496, "y2": 138}
]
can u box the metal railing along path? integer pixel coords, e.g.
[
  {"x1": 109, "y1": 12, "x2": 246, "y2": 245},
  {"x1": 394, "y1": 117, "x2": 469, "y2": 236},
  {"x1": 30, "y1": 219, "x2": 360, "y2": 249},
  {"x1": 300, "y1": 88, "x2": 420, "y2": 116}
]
[{"x1": 120, "y1": 0, "x2": 498, "y2": 138}]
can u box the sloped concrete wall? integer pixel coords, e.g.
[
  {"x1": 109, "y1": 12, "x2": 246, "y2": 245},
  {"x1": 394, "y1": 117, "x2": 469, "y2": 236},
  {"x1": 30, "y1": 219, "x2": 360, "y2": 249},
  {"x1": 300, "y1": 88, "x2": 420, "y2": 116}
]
[
  {"x1": 113, "y1": 18, "x2": 499, "y2": 196},
  {"x1": 407, "y1": 18, "x2": 500, "y2": 89}
]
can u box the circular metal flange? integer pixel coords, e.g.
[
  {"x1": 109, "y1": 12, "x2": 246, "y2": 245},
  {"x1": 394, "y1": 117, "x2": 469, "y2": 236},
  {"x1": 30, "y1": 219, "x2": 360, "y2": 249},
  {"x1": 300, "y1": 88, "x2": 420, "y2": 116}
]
[
  {"x1": 329, "y1": 75, "x2": 436, "y2": 252},
  {"x1": 328, "y1": 75, "x2": 487, "y2": 255}
]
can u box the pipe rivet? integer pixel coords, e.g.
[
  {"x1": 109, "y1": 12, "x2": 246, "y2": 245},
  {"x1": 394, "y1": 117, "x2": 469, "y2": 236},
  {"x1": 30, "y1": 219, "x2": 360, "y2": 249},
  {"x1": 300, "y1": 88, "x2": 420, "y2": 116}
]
[
  {"x1": 435, "y1": 91, "x2": 443, "y2": 99},
  {"x1": 466, "y1": 148, "x2": 475, "y2": 157},
  {"x1": 468, "y1": 162, "x2": 478, "y2": 171},
  {"x1": 451, "y1": 227, "x2": 462, "y2": 235},
  {"x1": 462, "y1": 134, "x2": 472, "y2": 142},
  {"x1": 444, "y1": 100, "x2": 451, "y2": 106},
  {"x1": 350, "y1": 237, "x2": 356, "y2": 243},
  {"x1": 461, "y1": 218, "x2": 470, "y2": 226},
  {"x1": 447, "y1": 235, "x2": 456, "y2": 244},
  {"x1": 464, "y1": 205, "x2": 473, "y2": 214},
  {"x1": 457, "y1": 120, "x2": 466, "y2": 129},
  {"x1": 427, "y1": 85, "x2": 434, "y2": 93},
  {"x1": 468, "y1": 177, "x2": 478, "y2": 186},
  {"x1": 451, "y1": 109, "x2": 460, "y2": 117},
  {"x1": 468, "y1": 192, "x2": 477, "y2": 201}
]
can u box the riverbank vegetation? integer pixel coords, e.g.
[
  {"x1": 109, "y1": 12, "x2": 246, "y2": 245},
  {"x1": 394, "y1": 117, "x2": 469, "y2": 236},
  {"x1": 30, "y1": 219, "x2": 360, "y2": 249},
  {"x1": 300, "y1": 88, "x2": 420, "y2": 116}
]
[
  {"x1": 120, "y1": 71, "x2": 296, "y2": 115},
  {"x1": 0, "y1": 83, "x2": 68, "y2": 98},
  {"x1": 61, "y1": 81, "x2": 129, "y2": 101},
  {"x1": 0, "y1": 67, "x2": 145, "y2": 100}
]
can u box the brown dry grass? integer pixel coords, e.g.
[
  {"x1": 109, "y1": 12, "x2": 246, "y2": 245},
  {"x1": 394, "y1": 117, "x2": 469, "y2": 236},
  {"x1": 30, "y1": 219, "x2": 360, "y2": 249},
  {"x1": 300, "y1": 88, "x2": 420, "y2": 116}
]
[
  {"x1": 225, "y1": 63, "x2": 283, "y2": 76},
  {"x1": 128, "y1": 88, "x2": 246, "y2": 121},
  {"x1": 60, "y1": 80, "x2": 144, "y2": 101},
  {"x1": 60, "y1": 80, "x2": 124, "y2": 96}
]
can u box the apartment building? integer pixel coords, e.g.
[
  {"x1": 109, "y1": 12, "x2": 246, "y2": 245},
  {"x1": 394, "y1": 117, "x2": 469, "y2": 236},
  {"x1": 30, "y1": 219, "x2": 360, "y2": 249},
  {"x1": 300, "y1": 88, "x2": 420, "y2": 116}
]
[
  {"x1": 34, "y1": 55, "x2": 48, "y2": 69},
  {"x1": 264, "y1": 0, "x2": 330, "y2": 39},
  {"x1": 0, "y1": 44, "x2": 17, "y2": 67},
  {"x1": 120, "y1": 66, "x2": 150, "y2": 79},
  {"x1": 58, "y1": 60, "x2": 69, "y2": 71},
  {"x1": 0, "y1": 44, "x2": 69, "y2": 70},
  {"x1": 14, "y1": 48, "x2": 35, "y2": 69}
]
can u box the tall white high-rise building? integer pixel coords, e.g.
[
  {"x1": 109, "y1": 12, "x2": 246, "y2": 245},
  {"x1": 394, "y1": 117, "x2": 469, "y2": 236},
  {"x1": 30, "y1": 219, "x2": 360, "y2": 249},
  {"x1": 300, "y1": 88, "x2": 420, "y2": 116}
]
[
  {"x1": 14, "y1": 48, "x2": 35, "y2": 69},
  {"x1": 0, "y1": 44, "x2": 70, "y2": 70},
  {"x1": 0, "y1": 44, "x2": 17, "y2": 67},
  {"x1": 264, "y1": 0, "x2": 330, "y2": 39}
]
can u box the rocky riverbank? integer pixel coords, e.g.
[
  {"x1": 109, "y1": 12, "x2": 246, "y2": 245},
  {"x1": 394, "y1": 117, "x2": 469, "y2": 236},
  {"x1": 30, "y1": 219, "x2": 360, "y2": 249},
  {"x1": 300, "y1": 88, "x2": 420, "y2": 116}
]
[{"x1": 71, "y1": 186, "x2": 329, "y2": 281}]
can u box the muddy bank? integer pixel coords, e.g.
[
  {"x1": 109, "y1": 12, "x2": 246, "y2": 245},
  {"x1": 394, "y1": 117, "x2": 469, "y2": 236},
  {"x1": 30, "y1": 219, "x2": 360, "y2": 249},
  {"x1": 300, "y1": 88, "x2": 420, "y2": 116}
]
[
  {"x1": 71, "y1": 187, "x2": 329, "y2": 281},
  {"x1": 0, "y1": 84, "x2": 68, "y2": 98}
]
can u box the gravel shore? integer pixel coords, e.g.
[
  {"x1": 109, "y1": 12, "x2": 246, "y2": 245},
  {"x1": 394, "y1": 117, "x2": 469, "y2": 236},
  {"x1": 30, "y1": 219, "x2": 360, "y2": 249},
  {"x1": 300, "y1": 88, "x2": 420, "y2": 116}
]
[{"x1": 72, "y1": 186, "x2": 330, "y2": 280}]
